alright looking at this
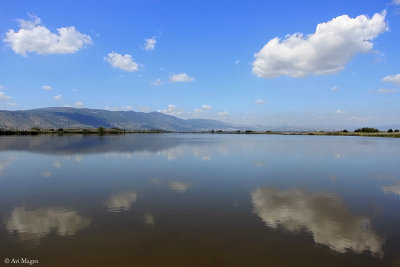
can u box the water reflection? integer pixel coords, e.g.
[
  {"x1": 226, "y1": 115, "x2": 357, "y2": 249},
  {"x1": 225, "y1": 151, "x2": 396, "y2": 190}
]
[
  {"x1": 5, "y1": 206, "x2": 90, "y2": 241},
  {"x1": 168, "y1": 181, "x2": 192, "y2": 193},
  {"x1": 144, "y1": 214, "x2": 155, "y2": 225},
  {"x1": 105, "y1": 191, "x2": 138, "y2": 212},
  {"x1": 382, "y1": 183, "x2": 400, "y2": 196},
  {"x1": 251, "y1": 188, "x2": 383, "y2": 256},
  {"x1": 0, "y1": 155, "x2": 16, "y2": 176}
]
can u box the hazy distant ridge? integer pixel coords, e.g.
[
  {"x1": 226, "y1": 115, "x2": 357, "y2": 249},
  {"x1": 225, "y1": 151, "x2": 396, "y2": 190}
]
[{"x1": 0, "y1": 107, "x2": 234, "y2": 131}]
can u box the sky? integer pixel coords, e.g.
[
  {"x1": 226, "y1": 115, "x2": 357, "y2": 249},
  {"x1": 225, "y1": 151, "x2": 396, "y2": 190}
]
[{"x1": 1, "y1": 0, "x2": 400, "y2": 130}]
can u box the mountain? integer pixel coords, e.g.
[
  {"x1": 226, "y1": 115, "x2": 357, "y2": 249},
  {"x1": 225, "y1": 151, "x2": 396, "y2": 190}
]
[{"x1": 0, "y1": 107, "x2": 235, "y2": 132}]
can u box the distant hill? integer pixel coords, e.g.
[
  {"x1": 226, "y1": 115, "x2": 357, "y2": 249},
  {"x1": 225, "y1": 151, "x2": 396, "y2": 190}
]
[{"x1": 0, "y1": 107, "x2": 235, "y2": 132}]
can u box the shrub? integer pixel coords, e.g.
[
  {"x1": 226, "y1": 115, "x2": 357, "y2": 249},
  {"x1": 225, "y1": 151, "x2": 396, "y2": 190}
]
[{"x1": 354, "y1": 127, "x2": 379, "y2": 133}]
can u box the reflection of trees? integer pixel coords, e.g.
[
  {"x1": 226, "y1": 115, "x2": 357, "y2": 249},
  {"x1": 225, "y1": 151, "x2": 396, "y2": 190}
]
[
  {"x1": 105, "y1": 191, "x2": 138, "y2": 212},
  {"x1": 5, "y1": 206, "x2": 90, "y2": 241},
  {"x1": 251, "y1": 188, "x2": 383, "y2": 256}
]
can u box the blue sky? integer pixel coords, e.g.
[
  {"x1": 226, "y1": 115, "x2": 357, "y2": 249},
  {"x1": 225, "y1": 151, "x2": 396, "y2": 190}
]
[{"x1": 1, "y1": 0, "x2": 400, "y2": 129}]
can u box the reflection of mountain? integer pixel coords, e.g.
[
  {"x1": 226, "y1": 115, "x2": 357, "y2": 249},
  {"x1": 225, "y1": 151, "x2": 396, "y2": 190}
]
[
  {"x1": 0, "y1": 134, "x2": 204, "y2": 156},
  {"x1": 382, "y1": 183, "x2": 400, "y2": 196},
  {"x1": 0, "y1": 107, "x2": 233, "y2": 131},
  {"x1": 5, "y1": 206, "x2": 90, "y2": 241},
  {"x1": 105, "y1": 191, "x2": 138, "y2": 212},
  {"x1": 251, "y1": 188, "x2": 383, "y2": 256}
]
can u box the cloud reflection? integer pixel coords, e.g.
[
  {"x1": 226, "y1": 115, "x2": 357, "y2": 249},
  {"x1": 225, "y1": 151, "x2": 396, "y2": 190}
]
[
  {"x1": 144, "y1": 214, "x2": 155, "y2": 225},
  {"x1": 105, "y1": 191, "x2": 138, "y2": 212},
  {"x1": 382, "y1": 183, "x2": 400, "y2": 196},
  {"x1": 251, "y1": 188, "x2": 383, "y2": 256},
  {"x1": 168, "y1": 181, "x2": 192, "y2": 193},
  {"x1": 5, "y1": 206, "x2": 90, "y2": 241}
]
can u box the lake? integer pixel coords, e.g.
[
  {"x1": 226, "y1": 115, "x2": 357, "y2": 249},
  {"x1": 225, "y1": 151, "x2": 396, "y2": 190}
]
[{"x1": 0, "y1": 134, "x2": 399, "y2": 266}]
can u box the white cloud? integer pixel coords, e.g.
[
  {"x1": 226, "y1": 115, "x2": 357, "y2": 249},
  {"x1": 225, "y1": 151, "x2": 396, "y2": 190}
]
[
  {"x1": 104, "y1": 52, "x2": 138, "y2": 72},
  {"x1": 377, "y1": 88, "x2": 397, "y2": 94},
  {"x1": 219, "y1": 111, "x2": 229, "y2": 117},
  {"x1": 158, "y1": 104, "x2": 185, "y2": 117},
  {"x1": 201, "y1": 104, "x2": 212, "y2": 110},
  {"x1": 331, "y1": 86, "x2": 339, "y2": 91},
  {"x1": 0, "y1": 92, "x2": 11, "y2": 100},
  {"x1": 144, "y1": 37, "x2": 156, "y2": 50},
  {"x1": 334, "y1": 109, "x2": 346, "y2": 114},
  {"x1": 42, "y1": 85, "x2": 52, "y2": 90},
  {"x1": 169, "y1": 73, "x2": 194, "y2": 83},
  {"x1": 105, "y1": 191, "x2": 138, "y2": 212},
  {"x1": 8, "y1": 102, "x2": 18, "y2": 106},
  {"x1": 382, "y1": 74, "x2": 400, "y2": 85},
  {"x1": 54, "y1": 94, "x2": 62, "y2": 100},
  {"x1": 4, "y1": 15, "x2": 92, "y2": 56},
  {"x1": 392, "y1": 0, "x2": 400, "y2": 5},
  {"x1": 5, "y1": 206, "x2": 90, "y2": 240},
  {"x1": 251, "y1": 188, "x2": 383, "y2": 255},
  {"x1": 151, "y1": 78, "x2": 163, "y2": 86},
  {"x1": 255, "y1": 99, "x2": 265, "y2": 104},
  {"x1": 75, "y1": 101, "x2": 84, "y2": 107},
  {"x1": 252, "y1": 12, "x2": 387, "y2": 78},
  {"x1": 194, "y1": 105, "x2": 212, "y2": 115},
  {"x1": 138, "y1": 106, "x2": 153, "y2": 112}
]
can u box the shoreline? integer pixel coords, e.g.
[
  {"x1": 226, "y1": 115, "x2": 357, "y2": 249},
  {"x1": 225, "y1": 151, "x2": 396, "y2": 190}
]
[{"x1": 1, "y1": 128, "x2": 400, "y2": 138}]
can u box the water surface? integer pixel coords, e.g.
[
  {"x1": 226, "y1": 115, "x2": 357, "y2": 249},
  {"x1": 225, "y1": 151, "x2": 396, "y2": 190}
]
[{"x1": 1, "y1": 134, "x2": 400, "y2": 266}]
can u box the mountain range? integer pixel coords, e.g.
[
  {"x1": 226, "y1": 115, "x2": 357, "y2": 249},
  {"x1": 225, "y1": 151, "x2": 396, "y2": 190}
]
[{"x1": 0, "y1": 107, "x2": 235, "y2": 132}]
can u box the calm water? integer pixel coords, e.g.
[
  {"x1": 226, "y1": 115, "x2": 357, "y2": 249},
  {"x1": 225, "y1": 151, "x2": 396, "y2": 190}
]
[{"x1": 1, "y1": 134, "x2": 400, "y2": 266}]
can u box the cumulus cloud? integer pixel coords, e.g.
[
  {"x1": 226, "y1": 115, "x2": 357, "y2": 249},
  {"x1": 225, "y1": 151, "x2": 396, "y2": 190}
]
[
  {"x1": 144, "y1": 37, "x2": 156, "y2": 50},
  {"x1": 4, "y1": 15, "x2": 92, "y2": 56},
  {"x1": 382, "y1": 74, "x2": 400, "y2": 85},
  {"x1": 252, "y1": 12, "x2": 387, "y2": 78},
  {"x1": 255, "y1": 99, "x2": 265, "y2": 104},
  {"x1": 382, "y1": 183, "x2": 400, "y2": 196},
  {"x1": 158, "y1": 104, "x2": 185, "y2": 117},
  {"x1": 334, "y1": 109, "x2": 346, "y2": 114},
  {"x1": 75, "y1": 101, "x2": 84, "y2": 107},
  {"x1": 54, "y1": 94, "x2": 62, "y2": 100},
  {"x1": 0, "y1": 92, "x2": 11, "y2": 100},
  {"x1": 151, "y1": 78, "x2": 163, "y2": 86},
  {"x1": 170, "y1": 73, "x2": 194, "y2": 83},
  {"x1": 194, "y1": 104, "x2": 212, "y2": 115},
  {"x1": 42, "y1": 85, "x2": 52, "y2": 90},
  {"x1": 5, "y1": 206, "x2": 90, "y2": 241},
  {"x1": 251, "y1": 188, "x2": 383, "y2": 255},
  {"x1": 377, "y1": 88, "x2": 397, "y2": 94},
  {"x1": 219, "y1": 111, "x2": 229, "y2": 117},
  {"x1": 105, "y1": 191, "x2": 138, "y2": 212},
  {"x1": 104, "y1": 52, "x2": 139, "y2": 72},
  {"x1": 331, "y1": 86, "x2": 339, "y2": 91}
]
